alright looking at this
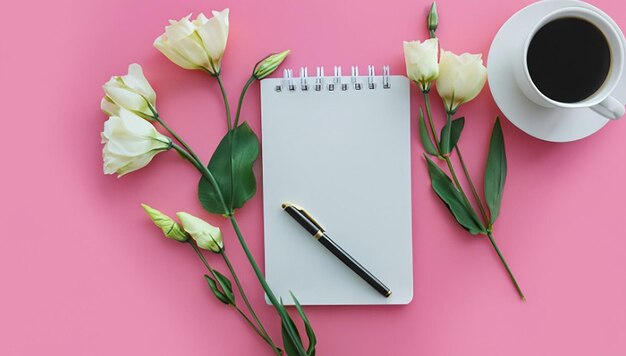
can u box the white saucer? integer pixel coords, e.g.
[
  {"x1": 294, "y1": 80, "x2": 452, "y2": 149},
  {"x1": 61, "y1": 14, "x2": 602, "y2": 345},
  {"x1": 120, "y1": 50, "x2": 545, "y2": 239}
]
[{"x1": 488, "y1": 0, "x2": 626, "y2": 142}]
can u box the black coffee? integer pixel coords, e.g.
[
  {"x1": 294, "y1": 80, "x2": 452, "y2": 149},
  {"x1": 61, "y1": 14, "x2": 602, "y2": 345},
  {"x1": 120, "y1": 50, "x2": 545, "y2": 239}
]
[{"x1": 527, "y1": 17, "x2": 611, "y2": 103}]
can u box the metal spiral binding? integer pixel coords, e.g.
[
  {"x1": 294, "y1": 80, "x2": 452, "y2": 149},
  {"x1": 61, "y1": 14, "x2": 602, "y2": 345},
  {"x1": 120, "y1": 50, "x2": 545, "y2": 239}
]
[
  {"x1": 275, "y1": 65, "x2": 390, "y2": 92},
  {"x1": 286, "y1": 69, "x2": 295, "y2": 91},
  {"x1": 315, "y1": 67, "x2": 324, "y2": 91},
  {"x1": 383, "y1": 66, "x2": 390, "y2": 89},
  {"x1": 329, "y1": 66, "x2": 346, "y2": 91},
  {"x1": 276, "y1": 69, "x2": 295, "y2": 92},
  {"x1": 368, "y1": 65, "x2": 376, "y2": 89},
  {"x1": 351, "y1": 66, "x2": 362, "y2": 90},
  {"x1": 300, "y1": 67, "x2": 309, "y2": 91}
]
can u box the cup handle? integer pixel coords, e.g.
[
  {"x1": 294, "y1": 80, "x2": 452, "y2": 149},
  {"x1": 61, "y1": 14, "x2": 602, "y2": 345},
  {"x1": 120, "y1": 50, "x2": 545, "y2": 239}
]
[{"x1": 591, "y1": 96, "x2": 625, "y2": 120}]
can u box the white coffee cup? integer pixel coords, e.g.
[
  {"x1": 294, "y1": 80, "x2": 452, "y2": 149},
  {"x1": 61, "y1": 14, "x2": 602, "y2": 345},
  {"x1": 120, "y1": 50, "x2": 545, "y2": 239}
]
[{"x1": 514, "y1": 7, "x2": 626, "y2": 120}]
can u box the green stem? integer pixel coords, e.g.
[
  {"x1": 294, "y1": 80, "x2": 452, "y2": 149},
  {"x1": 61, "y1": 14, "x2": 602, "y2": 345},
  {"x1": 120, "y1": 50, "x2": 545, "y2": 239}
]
[
  {"x1": 189, "y1": 240, "x2": 212, "y2": 271},
  {"x1": 154, "y1": 116, "x2": 212, "y2": 188},
  {"x1": 171, "y1": 143, "x2": 206, "y2": 174},
  {"x1": 221, "y1": 251, "x2": 280, "y2": 354},
  {"x1": 212, "y1": 72, "x2": 236, "y2": 211},
  {"x1": 231, "y1": 304, "x2": 278, "y2": 350},
  {"x1": 443, "y1": 113, "x2": 453, "y2": 155},
  {"x1": 229, "y1": 216, "x2": 307, "y2": 356},
  {"x1": 443, "y1": 157, "x2": 463, "y2": 191},
  {"x1": 169, "y1": 138, "x2": 271, "y2": 313},
  {"x1": 234, "y1": 76, "x2": 256, "y2": 128},
  {"x1": 486, "y1": 233, "x2": 526, "y2": 301},
  {"x1": 226, "y1": 130, "x2": 235, "y2": 210},
  {"x1": 423, "y1": 93, "x2": 481, "y2": 228},
  {"x1": 208, "y1": 77, "x2": 301, "y2": 348},
  {"x1": 215, "y1": 74, "x2": 233, "y2": 131},
  {"x1": 423, "y1": 91, "x2": 441, "y2": 155},
  {"x1": 442, "y1": 156, "x2": 476, "y2": 216},
  {"x1": 189, "y1": 242, "x2": 278, "y2": 348},
  {"x1": 170, "y1": 143, "x2": 229, "y2": 214},
  {"x1": 155, "y1": 117, "x2": 229, "y2": 217},
  {"x1": 418, "y1": 47, "x2": 521, "y2": 301},
  {"x1": 155, "y1": 116, "x2": 199, "y2": 162},
  {"x1": 163, "y1": 117, "x2": 304, "y2": 355},
  {"x1": 455, "y1": 145, "x2": 490, "y2": 226}
]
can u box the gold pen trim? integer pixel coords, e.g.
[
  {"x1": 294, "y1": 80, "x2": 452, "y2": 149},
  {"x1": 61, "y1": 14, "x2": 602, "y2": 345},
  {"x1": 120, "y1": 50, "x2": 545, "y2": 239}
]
[
  {"x1": 282, "y1": 202, "x2": 325, "y2": 232},
  {"x1": 313, "y1": 230, "x2": 324, "y2": 240}
]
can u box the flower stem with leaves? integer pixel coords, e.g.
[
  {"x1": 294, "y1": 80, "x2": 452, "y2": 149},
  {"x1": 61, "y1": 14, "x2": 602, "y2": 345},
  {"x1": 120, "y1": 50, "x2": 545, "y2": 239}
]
[
  {"x1": 188, "y1": 240, "x2": 276, "y2": 347},
  {"x1": 157, "y1": 64, "x2": 315, "y2": 354},
  {"x1": 103, "y1": 9, "x2": 310, "y2": 354},
  {"x1": 409, "y1": 2, "x2": 525, "y2": 300}
]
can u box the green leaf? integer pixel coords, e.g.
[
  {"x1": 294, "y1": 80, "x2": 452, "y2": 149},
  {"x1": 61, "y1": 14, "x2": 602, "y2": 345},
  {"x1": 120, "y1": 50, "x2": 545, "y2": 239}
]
[
  {"x1": 439, "y1": 114, "x2": 452, "y2": 155},
  {"x1": 484, "y1": 117, "x2": 507, "y2": 225},
  {"x1": 280, "y1": 299, "x2": 305, "y2": 356},
  {"x1": 418, "y1": 108, "x2": 438, "y2": 156},
  {"x1": 290, "y1": 292, "x2": 316, "y2": 356},
  {"x1": 204, "y1": 274, "x2": 231, "y2": 305},
  {"x1": 281, "y1": 316, "x2": 303, "y2": 356},
  {"x1": 213, "y1": 270, "x2": 235, "y2": 304},
  {"x1": 425, "y1": 155, "x2": 486, "y2": 234},
  {"x1": 439, "y1": 117, "x2": 465, "y2": 155},
  {"x1": 198, "y1": 122, "x2": 260, "y2": 215},
  {"x1": 449, "y1": 117, "x2": 465, "y2": 151}
]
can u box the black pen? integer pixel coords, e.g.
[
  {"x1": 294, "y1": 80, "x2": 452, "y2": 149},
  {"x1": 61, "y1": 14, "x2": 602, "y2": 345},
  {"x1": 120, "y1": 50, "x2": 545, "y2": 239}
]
[{"x1": 282, "y1": 202, "x2": 391, "y2": 298}]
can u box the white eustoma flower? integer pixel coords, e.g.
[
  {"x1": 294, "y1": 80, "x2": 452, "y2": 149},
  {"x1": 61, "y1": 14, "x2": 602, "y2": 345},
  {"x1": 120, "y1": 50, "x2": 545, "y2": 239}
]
[
  {"x1": 101, "y1": 63, "x2": 157, "y2": 120},
  {"x1": 101, "y1": 109, "x2": 171, "y2": 177},
  {"x1": 154, "y1": 9, "x2": 229, "y2": 74},
  {"x1": 403, "y1": 38, "x2": 439, "y2": 91},
  {"x1": 176, "y1": 212, "x2": 224, "y2": 253},
  {"x1": 436, "y1": 49, "x2": 487, "y2": 113}
]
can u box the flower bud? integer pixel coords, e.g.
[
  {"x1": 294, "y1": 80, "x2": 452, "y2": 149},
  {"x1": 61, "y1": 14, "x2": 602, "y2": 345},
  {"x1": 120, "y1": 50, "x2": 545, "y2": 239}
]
[
  {"x1": 253, "y1": 50, "x2": 290, "y2": 79},
  {"x1": 141, "y1": 204, "x2": 188, "y2": 242},
  {"x1": 176, "y1": 212, "x2": 224, "y2": 253},
  {"x1": 427, "y1": 2, "x2": 439, "y2": 35}
]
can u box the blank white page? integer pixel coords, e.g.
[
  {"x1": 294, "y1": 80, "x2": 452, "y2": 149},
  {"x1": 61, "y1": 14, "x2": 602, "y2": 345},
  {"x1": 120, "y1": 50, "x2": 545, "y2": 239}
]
[{"x1": 260, "y1": 74, "x2": 413, "y2": 305}]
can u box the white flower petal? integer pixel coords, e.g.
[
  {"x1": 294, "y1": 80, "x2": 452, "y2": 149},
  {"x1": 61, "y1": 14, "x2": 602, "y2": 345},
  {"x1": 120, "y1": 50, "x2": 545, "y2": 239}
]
[
  {"x1": 154, "y1": 12, "x2": 230, "y2": 72},
  {"x1": 436, "y1": 49, "x2": 487, "y2": 111},
  {"x1": 154, "y1": 34, "x2": 199, "y2": 70},
  {"x1": 104, "y1": 86, "x2": 149, "y2": 115},
  {"x1": 101, "y1": 109, "x2": 170, "y2": 177},
  {"x1": 196, "y1": 8, "x2": 229, "y2": 71},
  {"x1": 212, "y1": 8, "x2": 229, "y2": 27},
  {"x1": 403, "y1": 38, "x2": 439, "y2": 86},
  {"x1": 101, "y1": 64, "x2": 157, "y2": 119},
  {"x1": 101, "y1": 97, "x2": 120, "y2": 117},
  {"x1": 164, "y1": 15, "x2": 195, "y2": 42},
  {"x1": 115, "y1": 152, "x2": 155, "y2": 177},
  {"x1": 193, "y1": 13, "x2": 209, "y2": 26},
  {"x1": 168, "y1": 34, "x2": 211, "y2": 68},
  {"x1": 122, "y1": 63, "x2": 156, "y2": 105}
]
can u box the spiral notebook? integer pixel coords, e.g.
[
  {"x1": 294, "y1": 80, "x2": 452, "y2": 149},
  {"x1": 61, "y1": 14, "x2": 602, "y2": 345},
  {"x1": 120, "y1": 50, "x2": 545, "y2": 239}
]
[{"x1": 261, "y1": 66, "x2": 413, "y2": 305}]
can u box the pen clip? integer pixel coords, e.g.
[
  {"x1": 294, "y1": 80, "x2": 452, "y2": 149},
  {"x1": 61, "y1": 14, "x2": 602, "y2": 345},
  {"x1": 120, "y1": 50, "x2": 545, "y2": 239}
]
[{"x1": 282, "y1": 202, "x2": 325, "y2": 232}]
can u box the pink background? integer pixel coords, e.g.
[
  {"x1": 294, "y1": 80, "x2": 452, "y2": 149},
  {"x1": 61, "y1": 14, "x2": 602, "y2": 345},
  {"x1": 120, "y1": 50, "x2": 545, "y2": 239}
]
[{"x1": 1, "y1": 0, "x2": 626, "y2": 354}]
